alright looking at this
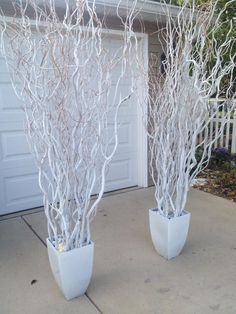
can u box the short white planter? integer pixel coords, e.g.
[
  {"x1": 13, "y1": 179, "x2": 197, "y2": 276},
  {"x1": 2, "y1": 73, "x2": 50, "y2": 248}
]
[
  {"x1": 149, "y1": 209, "x2": 191, "y2": 260},
  {"x1": 47, "y1": 239, "x2": 94, "y2": 300}
]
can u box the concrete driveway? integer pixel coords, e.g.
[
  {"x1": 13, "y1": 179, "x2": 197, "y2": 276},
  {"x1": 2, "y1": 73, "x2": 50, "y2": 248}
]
[{"x1": 1, "y1": 187, "x2": 236, "y2": 314}]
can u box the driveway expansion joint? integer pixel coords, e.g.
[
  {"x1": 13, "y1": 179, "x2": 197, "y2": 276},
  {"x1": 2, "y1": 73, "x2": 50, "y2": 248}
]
[
  {"x1": 85, "y1": 293, "x2": 103, "y2": 314},
  {"x1": 21, "y1": 216, "x2": 46, "y2": 247}
]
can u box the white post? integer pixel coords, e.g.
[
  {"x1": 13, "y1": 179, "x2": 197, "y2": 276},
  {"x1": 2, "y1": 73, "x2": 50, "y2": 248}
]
[
  {"x1": 225, "y1": 110, "x2": 231, "y2": 150},
  {"x1": 214, "y1": 104, "x2": 220, "y2": 149},
  {"x1": 231, "y1": 110, "x2": 236, "y2": 154}
]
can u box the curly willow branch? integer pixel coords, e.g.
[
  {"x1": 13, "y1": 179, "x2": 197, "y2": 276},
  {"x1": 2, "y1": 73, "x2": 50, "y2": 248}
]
[
  {"x1": 136, "y1": 0, "x2": 236, "y2": 218},
  {"x1": 0, "y1": 0, "x2": 139, "y2": 250}
]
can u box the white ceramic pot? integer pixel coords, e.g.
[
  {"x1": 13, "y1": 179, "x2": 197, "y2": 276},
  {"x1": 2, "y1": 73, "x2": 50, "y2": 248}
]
[
  {"x1": 47, "y1": 239, "x2": 94, "y2": 300},
  {"x1": 149, "y1": 209, "x2": 191, "y2": 260}
]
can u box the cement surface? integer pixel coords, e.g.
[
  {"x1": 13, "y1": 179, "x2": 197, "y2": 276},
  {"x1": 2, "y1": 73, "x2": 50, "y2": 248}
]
[{"x1": 2, "y1": 188, "x2": 236, "y2": 313}]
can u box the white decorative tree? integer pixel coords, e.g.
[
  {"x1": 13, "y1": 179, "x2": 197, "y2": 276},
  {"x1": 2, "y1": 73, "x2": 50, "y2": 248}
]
[
  {"x1": 0, "y1": 0, "x2": 137, "y2": 250},
  {"x1": 0, "y1": 0, "x2": 138, "y2": 298},
  {"x1": 137, "y1": 0, "x2": 236, "y2": 259}
]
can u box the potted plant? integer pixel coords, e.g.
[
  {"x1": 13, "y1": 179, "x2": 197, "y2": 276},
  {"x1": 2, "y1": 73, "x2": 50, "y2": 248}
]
[
  {"x1": 138, "y1": 0, "x2": 235, "y2": 259},
  {"x1": 0, "y1": 0, "x2": 137, "y2": 299}
]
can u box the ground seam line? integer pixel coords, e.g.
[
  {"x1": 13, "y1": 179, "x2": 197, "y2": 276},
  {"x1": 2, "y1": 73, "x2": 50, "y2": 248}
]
[
  {"x1": 0, "y1": 208, "x2": 43, "y2": 221},
  {"x1": 85, "y1": 293, "x2": 104, "y2": 314},
  {"x1": 21, "y1": 216, "x2": 47, "y2": 247}
]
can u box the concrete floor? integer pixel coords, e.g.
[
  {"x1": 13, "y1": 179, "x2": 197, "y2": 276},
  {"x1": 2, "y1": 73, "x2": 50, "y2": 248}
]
[{"x1": 1, "y1": 187, "x2": 236, "y2": 314}]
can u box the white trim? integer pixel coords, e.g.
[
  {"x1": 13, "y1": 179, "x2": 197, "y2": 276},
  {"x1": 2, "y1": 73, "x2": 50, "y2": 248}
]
[
  {"x1": 104, "y1": 30, "x2": 149, "y2": 188},
  {"x1": 0, "y1": 1, "x2": 187, "y2": 25},
  {"x1": 89, "y1": 0, "x2": 182, "y2": 17},
  {"x1": 137, "y1": 33, "x2": 149, "y2": 188}
]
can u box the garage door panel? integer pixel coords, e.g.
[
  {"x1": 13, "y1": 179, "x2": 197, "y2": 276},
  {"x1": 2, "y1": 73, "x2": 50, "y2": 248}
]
[
  {"x1": 2, "y1": 195, "x2": 43, "y2": 215},
  {"x1": 0, "y1": 57, "x2": 9, "y2": 74},
  {"x1": 116, "y1": 123, "x2": 132, "y2": 145},
  {"x1": 0, "y1": 167, "x2": 42, "y2": 215},
  {"x1": 5, "y1": 173, "x2": 40, "y2": 202},
  {"x1": 0, "y1": 156, "x2": 35, "y2": 171},
  {"x1": 0, "y1": 120, "x2": 24, "y2": 131},
  {"x1": 105, "y1": 152, "x2": 138, "y2": 191},
  {"x1": 0, "y1": 193, "x2": 42, "y2": 215},
  {"x1": 0, "y1": 127, "x2": 35, "y2": 172},
  {"x1": 0, "y1": 83, "x2": 22, "y2": 109},
  {"x1": 108, "y1": 84, "x2": 136, "y2": 114},
  {"x1": 1, "y1": 130, "x2": 30, "y2": 160},
  {"x1": 0, "y1": 53, "x2": 43, "y2": 214},
  {"x1": 107, "y1": 120, "x2": 137, "y2": 155}
]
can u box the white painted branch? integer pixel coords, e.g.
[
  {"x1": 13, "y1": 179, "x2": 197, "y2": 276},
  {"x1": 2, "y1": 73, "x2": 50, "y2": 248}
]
[
  {"x1": 0, "y1": 0, "x2": 138, "y2": 250},
  {"x1": 136, "y1": 0, "x2": 236, "y2": 217}
]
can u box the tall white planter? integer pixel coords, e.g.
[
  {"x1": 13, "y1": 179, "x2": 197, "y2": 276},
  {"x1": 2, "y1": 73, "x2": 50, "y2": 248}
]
[
  {"x1": 149, "y1": 209, "x2": 191, "y2": 260},
  {"x1": 47, "y1": 239, "x2": 94, "y2": 300}
]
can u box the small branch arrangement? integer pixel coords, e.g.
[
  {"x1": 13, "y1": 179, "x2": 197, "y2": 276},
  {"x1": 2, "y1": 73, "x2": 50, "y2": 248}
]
[
  {"x1": 140, "y1": 0, "x2": 236, "y2": 217},
  {"x1": 0, "y1": 0, "x2": 138, "y2": 251}
]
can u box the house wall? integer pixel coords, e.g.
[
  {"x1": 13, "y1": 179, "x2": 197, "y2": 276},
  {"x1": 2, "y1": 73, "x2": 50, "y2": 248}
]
[{"x1": 148, "y1": 32, "x2": 163, "y2": 75}]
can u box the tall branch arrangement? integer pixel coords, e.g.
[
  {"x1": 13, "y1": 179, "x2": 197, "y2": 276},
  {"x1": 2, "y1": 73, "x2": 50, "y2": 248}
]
[
  {"x1": 140, "y1": 0, "x2": 235, "y2": 217},
  {"x1": 0, "y1": 0, "x2": 137, "y2": 250}
]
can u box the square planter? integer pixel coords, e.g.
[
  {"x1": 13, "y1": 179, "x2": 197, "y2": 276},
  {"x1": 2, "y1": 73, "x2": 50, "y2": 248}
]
[
  {"x1": 149, "y1": 209, "x2": 191, "y2": 260},
  {"x1": 47, "y1": 239, "x2": 94, "y2": 300}
]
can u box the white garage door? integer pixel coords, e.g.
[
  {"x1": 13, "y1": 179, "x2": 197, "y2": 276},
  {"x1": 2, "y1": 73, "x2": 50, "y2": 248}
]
[{"x1": 0, "y1": 37, "x2": 139, "y2": 215}]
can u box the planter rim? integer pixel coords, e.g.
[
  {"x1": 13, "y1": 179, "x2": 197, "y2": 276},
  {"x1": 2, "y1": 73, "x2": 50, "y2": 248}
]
[
  {"x1": 149, "y1": 208, "x2": 190, "y2": 219},
  {"x1": 46, "y1": 238, "x2": 94, "y2": 255}
]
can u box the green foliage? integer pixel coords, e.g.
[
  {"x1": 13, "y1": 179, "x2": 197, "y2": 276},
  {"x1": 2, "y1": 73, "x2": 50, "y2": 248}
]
[
  {"x1": 208, "y1": 147, "x2": 233, "y2": 168},
  {"x1": 214, "y1": 165, "x2": 236, "y2": 189},
  {"x1": 221, "y1": 161, "x2": 235, "y2": 171},
  {"x1": 195, "y1": 147, "x2": 204, "y2": 163},
  {"x1": 196, "y1": 149, "x2": 236, "y2": 201},
  {"x1": 195, "y1": 146, "x2": 236, "y2": 170}
]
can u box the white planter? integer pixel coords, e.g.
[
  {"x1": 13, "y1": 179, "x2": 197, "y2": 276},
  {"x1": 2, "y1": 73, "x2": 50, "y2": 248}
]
[
  {"x1": 46, "y1": 239, "x2": 94, "y2": 300},
  {"x1": 149, "y1": 209, "x2": 191, "y2": 260}
]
